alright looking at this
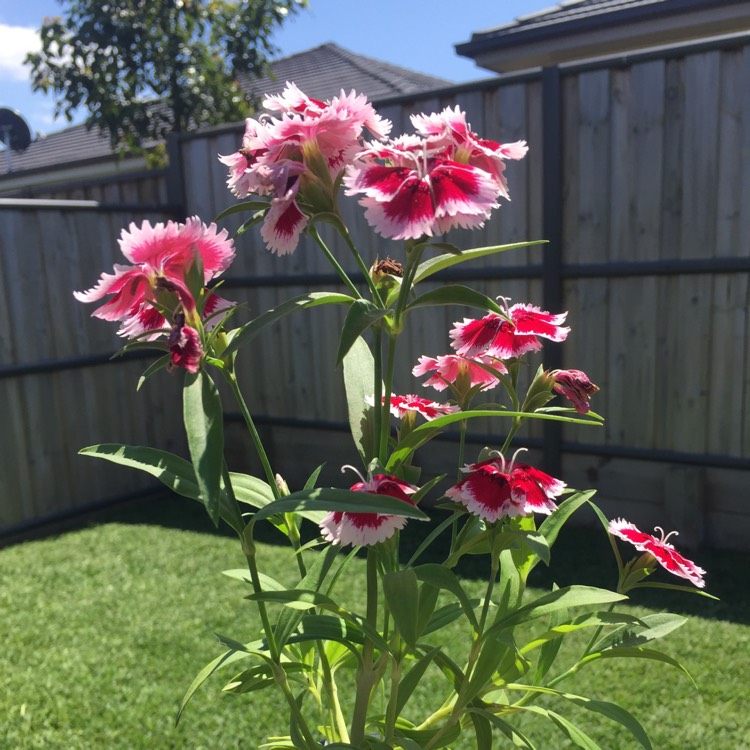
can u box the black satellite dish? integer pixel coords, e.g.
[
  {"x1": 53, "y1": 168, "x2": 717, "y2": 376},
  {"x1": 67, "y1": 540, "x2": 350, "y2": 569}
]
[{"x1": 0, "y1": 108, "x2": 32, "y2": 173}]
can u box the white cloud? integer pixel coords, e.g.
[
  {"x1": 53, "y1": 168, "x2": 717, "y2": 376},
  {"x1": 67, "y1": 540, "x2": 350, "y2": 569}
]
[{"x1": 0, "y1": 23, "x2": 40, "y2": 82}]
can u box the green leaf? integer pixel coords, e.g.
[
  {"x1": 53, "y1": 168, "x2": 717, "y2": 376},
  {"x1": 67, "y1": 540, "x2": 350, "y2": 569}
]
[
  {"x1": 506, "y1": 684, "x2": 653, "y2": 750},
  {"x1": 520, "y1": 612, "x2": 645, "y2": 655},
  {"x1": 304, "y1": 464, "x2": 326, "y2": 490},
  {"x1": 213, "y1": 200, "x2": 270, "y2": 222},
  {"x1": 592, "y1": 613, "x2": 688, "y2": 652},
  {"x1": 224, "y1": 291, "x2": 354, "y2": 357},
  {"x1": 177, "y1": 648, "x2": 253, "y2": 724},
  {"x1": 413, "y1": 240, "x2": 547, "y2": 283},
  {"x1": 136, "y1": 354, "x2": 171, "y2": 390},
  {"x1": 183, "y1": 371, "x2": 224, "y2": 526},
  {"x1": 523, "y1": 707, "x2": 602, "y2": 749},
  {"x1": 229, "y1": 472, "x2": 276, "y2": 507},
  {"x1": 386, "y1": 409, "x2": 601, "y2": 472},
  {"x1": 382, "y1": 569, "x2": 420, "y2": 647},
  {"x1": 252, "y1": 487, "x2": 429, "y2": 523},
  {"x1": 395, "y1": 647, "x2": 441, "y2": 716},
  {"x1": 413, "y1": 564, "x2": 479, "y2": 631},
  {"x1": 538, "y1": 490, "x2": 596, "y2": 550},
  {"x1": 246, "y1": 588, "x2": 337, "y2": 611},
  {"x1": 343, "y1": 335, "x2": 378, "y2": 463},
  {"x1": 575, "y1": 646, "x2": 696, "y2": 686},
  {"x1": 469, "y1": 709, "x2": 539, "y2": 749},
  {"x1": 404, "y1": 284, "x2": 502, "y2": 314},
  {"x1": 272, "y1": 547, "x2": 339, "y2": 649},
  {"x1": 336, "y1": 299, "x2": 391, "y2": 365},
  {"x1": 470, "y1": 711, "x2": 494, "y2": 750},
  {"x1": 485, "y1": 586, "x2": 627, "y2": 640},
  {"x1": 78, "y1": 444, "x2": 243, "y2": 533},
  {"x1": 235, "y1": 211, "x2": 266, "y2": 238}
]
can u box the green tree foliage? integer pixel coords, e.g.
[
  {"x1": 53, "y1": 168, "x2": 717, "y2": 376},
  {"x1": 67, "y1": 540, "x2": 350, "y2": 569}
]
[{"x1": 25, "y1": 0, "x2": 307, "y2": 149}]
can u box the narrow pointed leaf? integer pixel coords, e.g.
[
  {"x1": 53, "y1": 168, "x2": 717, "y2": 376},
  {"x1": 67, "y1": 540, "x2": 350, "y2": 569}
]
[
  {"x1": 336, "y1": 299, "x2": 391, "y2": 365},
  {"x1": 213, "y1": 200, "x2": 270, "y2": 222},
  {"x1": 183, "y1": 370, "x2": 224, "y2": 526},
  {"x1": 395, "y1": 647, "x2": 441, "y2": 716},
  {"x1": 592, "y1": 613, "x2": 688, "y2": 652},
  {"x1": 405, "y1": 285, "x2": 502, "y2": 314},
  {"x1": 413, "y1": 240, "x2": 547, "y2": 283},
  {"x1": 413, "y1": 564, "x2": 479, "y2": 630},
  {"x1": 252, "y1": 487, "x2": 429, "y2": 522},
  {"x1": 343, "y1": 335, "x2": 378, "y2": 462},
  {"x1": 224, "y1": 292, "x2": 354, "y2": 356}
]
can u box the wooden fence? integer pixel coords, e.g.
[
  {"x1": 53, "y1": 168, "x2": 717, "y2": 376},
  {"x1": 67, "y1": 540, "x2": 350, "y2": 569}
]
[
  {"x1": 0, "y1": 205, "x2": 184, "y2": 531},
  {"x1": 1, "y1": 34, "x2": 748, "y2": 546}
]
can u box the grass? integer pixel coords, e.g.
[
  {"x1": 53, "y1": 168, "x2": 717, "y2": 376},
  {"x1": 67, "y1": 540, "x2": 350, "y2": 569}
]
[{"x1": 2, "y1": 494, "x2": 749, "y2": 749}]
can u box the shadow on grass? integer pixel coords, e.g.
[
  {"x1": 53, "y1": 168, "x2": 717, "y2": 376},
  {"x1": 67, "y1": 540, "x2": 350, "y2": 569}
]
[{"x1": 9, "y1": 489, "x2": 749, "y2": 625}]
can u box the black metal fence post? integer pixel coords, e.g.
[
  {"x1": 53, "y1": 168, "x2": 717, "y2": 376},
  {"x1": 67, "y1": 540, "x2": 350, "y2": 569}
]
[{"x1": 541, "y1": 66, "x2": 564, "y2": 477}]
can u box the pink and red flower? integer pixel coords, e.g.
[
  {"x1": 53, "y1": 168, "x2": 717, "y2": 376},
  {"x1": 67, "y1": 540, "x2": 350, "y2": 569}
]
[
  {"x1": 344, "y1": 135, "x2": 500, "y2": 240},
  {"x1": 450, "y1": 302, "x2": 570, "y2": 359},
  {"x1": 446, "y1": 453, "x2": 565, "y2": 522},
  {"x1": 410, "y1": 105, "x2": 528, "y2": 200},
  {"x1": 370, "y1": 394, "x2": 460, "y2": 421},
  {"x1": 551, "y1": 369, "x2": 600, "y2": 414},
  {"x1": 74, "y1": 218, "x2": 235, "y2": 339},
  {"x1": 608, "y1": 518, "x2": 706, "y2": 588},
  {"x1": 319, "y1": 471, "x2": 418, "y2": 547},
  {"x1": 219, "y1": 82, "x2": 390, "y2": 255},
  {"x1": 344, "y1": 105, "x2": 527, "y2": 241},
  {"x1": 412, "y1": 353, "x2": 506, "y2": 392}
]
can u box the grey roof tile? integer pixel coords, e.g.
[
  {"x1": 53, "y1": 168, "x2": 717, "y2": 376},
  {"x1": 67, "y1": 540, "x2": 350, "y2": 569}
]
[{"x1": 1, "y1": 43, "x2": 450, "y2": 178}]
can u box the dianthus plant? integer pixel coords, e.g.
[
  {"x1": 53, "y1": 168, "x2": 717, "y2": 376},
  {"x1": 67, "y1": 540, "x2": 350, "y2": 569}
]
[{"x1": 78, "y1": 83, "x2": 712, "y2": 749}]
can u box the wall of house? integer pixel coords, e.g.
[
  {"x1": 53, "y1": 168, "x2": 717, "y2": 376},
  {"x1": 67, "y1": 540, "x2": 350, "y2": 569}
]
[{"x1": 2, "y1": 35, "x2": 748, "y2": 547}]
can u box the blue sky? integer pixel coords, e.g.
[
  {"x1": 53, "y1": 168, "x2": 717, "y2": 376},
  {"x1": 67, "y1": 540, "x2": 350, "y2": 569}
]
[{"x1": 0, "y1": 0, "x2": 544, "y2": 139}]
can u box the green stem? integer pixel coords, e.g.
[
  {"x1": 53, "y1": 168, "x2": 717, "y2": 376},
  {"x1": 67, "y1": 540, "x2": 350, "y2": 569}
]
[
  {"x1": 379, "y1": 334, "x2": 398, "y2": 463},
  {"x1": 581, "y1": 601, "x2": 617, "y2": 658},
  {"x1": 308, "y1": 224, "x2": 362, "y2": 300},
  {"x1": 350, "y1": 549, "x2": 380, "y2": 745},
  {"x1": 273, "y1": 663, "x2": 320, "y2": 749},
  {"x1": 244, "y1": 543, "x2": 279, "y2": 660},
  {"x1": 373, "y1": 326, "x2": 383, "y2": 464},
  {"x1": 318, "y1": 643, "x2": 349, "y2": 743},
  {"x1": 457, "y1": 419, "x2": 468, "y2": 481},
  {"x1": 384, "y1": 647, "x2": 403, "y2": 744},
  {"x1": 335, "y1": 222, "x2": 383, "y2": 303},
  {"x1": 224, "y1": 371, "x2": 279, "y2": 499}
]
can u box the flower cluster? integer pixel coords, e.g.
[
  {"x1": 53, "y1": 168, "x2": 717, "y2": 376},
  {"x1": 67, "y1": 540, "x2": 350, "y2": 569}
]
[
  {"x1": 344, "y1": 106, "x2": 527, "y2": 240},
  {"x1": 220, "y1": 82, "x2": 391, "y2": 255},
  {"x1": 74, "y1": 218, "x2": 235, "y2": 373}
]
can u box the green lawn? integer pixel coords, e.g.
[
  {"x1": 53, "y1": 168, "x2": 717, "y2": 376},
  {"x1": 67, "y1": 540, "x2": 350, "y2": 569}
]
[{"x1": 2, "y1": 495, "x2": 748, "y2": 749}]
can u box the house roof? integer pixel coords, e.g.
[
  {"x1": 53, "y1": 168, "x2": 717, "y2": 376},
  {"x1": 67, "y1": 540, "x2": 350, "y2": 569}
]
[
  {"x1": 456, "y1": 0, "x2": 750, "y2": 73},
  {"x1": 0, "y1": 43, "x2": 450, "y2": 179}
]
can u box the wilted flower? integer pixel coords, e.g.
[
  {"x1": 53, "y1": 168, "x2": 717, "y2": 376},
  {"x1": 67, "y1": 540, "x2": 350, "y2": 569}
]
[
  {"x1": 446, "y1": 451, "x2": 565, "y2": 522},
  {"x1": 413, "y1": 353, "x2": 506, "y2": 393},
  {"x1": 608, "y1": 519, "x2": 706, "y2": 588},
  {"x1": 167, "y1": 316, "x2": 203, "y2": 374},
  {"x1": 319, "y1": 469, "x2": 418, "y2": 547},
  {"x1": 74, "y1": 218, "x2": 234, "y2": 339},
  {"x1": 450, "y1": 301, "x2": 570, "y2": 359},
  {"x1": 552, "y1": 369, "x2": 600, "y2": 414}
]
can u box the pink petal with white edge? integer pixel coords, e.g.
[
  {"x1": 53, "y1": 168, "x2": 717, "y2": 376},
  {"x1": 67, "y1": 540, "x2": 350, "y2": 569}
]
[
  {"x1": 608, "y1": 518, "x2": 706, "y2": 588},
  {"x1": 509, "y1": 303, "x2": 570, "y2": 342},
  {"x1": 320, "y1": 511, "x2": 408, "y2": 547},
  {"x1": 430, "y1": 162, "x2": 498, "y2": 218},
  {"x1": 446, "y1": 468, "x2": 521, "y2": 522},
  {"x1": 261, "y1": 196, "x2": 308, "y2": 255},
  {"x1": 513, "y1": 463, "x2": 567, "y2": 498},
  {"x1": 449, "y1": 314, "x2": 505, "y2": 358}
]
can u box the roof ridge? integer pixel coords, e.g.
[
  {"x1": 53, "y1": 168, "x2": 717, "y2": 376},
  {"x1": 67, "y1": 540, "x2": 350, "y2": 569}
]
[{"x1": 323, "y1": 43, "x2": 444, "y2": 94}]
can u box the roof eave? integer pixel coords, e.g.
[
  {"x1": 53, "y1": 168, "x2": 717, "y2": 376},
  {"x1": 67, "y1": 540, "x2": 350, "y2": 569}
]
[{"x1": 456, "y1": 1, "x2": 750, "y2": 73}]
